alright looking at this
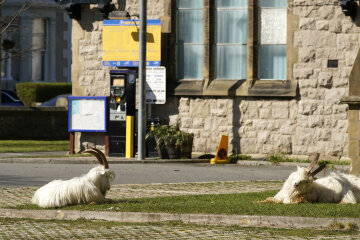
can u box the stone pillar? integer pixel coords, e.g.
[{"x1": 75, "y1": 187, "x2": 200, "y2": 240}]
[
  {"x1": 341, "y1": 99, "x2": 360, "y2": 175},
  {"x1": 341, "y1": 49, "x2": 360, "y2": 175},
  {"x1": 31, "y1": 18, "x2": 45, "y2": 81}
]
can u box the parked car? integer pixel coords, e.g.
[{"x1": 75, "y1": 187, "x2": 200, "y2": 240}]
[
  {"x1": 1, "y1": 90, "x2": 24, "y2": 106},
  {"x1": 41, "y1": 94, "x2": 71, "y2": 107}
]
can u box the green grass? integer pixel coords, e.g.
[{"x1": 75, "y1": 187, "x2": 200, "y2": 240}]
[
  {"x1": 15, "y1": 191, "x2": 360, "y2": 218},
  {"x1": 0, "y1": 140, "x2": 69, "y2": 153},
  {"x1": 267, "y1": 153, "x2": 350, "y2": 166}
]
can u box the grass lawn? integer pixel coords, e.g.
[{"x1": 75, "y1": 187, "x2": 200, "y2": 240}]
[
  {"x1": 16, "y1": 191, "x2": 360, "y2": 219},
  {"x1": 0, "y1": 140, "x2": 69, "y2": 153}
]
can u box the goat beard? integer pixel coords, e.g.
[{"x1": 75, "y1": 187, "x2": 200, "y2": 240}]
[{"x1": 288, "y1": 185, "x2": 310, "y2": 203}]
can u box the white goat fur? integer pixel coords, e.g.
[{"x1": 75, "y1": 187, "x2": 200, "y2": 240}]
[
  {"x1": 32, "y1": 150, "x2": 115, "y2": 208},
  {"x1": 265, "y1": 166, "x2": 360, "y2": 204}
]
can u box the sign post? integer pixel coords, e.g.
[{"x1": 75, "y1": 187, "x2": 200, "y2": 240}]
[{"x1": 138, "y1": 0, "x2": 147, "y2": 160}]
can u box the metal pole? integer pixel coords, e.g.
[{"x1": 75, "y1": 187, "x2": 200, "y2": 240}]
[
  {"x1": 138, "y1": 0, "x2": 147, "y2": 160},
  {"x1": 0, "y1": 2, "x2": 2, "y2": 105}
]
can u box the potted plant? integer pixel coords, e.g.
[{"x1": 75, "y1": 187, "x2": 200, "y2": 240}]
[{"x1": 145, "y1": 125, "x2": 194, "y2": 159}]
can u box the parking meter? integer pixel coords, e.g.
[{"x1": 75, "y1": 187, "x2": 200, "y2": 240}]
[
  {"x1": 110, "y1": 75, "x2": 126, "y2": 121},
  {"x1": 108, "y1": 69, "x2": 136, "y2": 157}
]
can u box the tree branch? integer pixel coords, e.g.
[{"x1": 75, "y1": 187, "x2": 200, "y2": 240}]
[{"x1": 0, "y1": 0, "x2": 32, "y2": 36}]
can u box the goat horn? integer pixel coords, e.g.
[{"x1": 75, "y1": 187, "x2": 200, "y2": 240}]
[
  {"x1": 83, "y1": 148, "x2": 107, "y2": 168},
  {"x1": 89, "y1": 148, "x2": 109, "y2": 169},
  {"x1": 307, "y1": 153, "x2": 320, "y2": 172},
  {"x1": 309, "y1": 164, "x2": 327, "y2": 177}
]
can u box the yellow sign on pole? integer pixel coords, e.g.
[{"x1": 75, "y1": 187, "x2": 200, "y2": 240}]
[{"x1": 102, "y1": 19, "x2": 161, "y2": 67}]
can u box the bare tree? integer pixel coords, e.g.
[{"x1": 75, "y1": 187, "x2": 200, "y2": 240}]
[
  {"x1": 0, "y1": 0, "x2": 32, "y2": 36},
  {"x1": 0, "y1": 0, "x2": 32, "y2": 103}
]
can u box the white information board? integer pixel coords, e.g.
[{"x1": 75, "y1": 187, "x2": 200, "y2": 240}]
[
  {"x1": 146, "y1": 66, "x2": 166, "y2": 104},
  {"x1": 68, "y1": 97, "x2": 107, "y2": 132}
]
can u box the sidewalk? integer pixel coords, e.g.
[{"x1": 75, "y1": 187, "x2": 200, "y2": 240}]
[
  {"x1": 0, "y1": 151, "x2": 210, "y2": 164},
  {"x1": 0, "y1": 151, "x2": 351, "y2": 171}
]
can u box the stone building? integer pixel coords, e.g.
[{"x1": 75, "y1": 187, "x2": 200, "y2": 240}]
[
  {"x1": 71, "y1": 0, "x2": 360, "y2": 167},
  {"x1": 1, "y1": 0, "x2": 72, "y2": 90}
]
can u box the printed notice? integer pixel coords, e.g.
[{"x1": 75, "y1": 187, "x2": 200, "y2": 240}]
[
  {"x1": 146, "y1": 66, "x2": 166, "y2": 104},
  {"x1": 69, "y1": 97, "x2": 107, "y2": 132}
]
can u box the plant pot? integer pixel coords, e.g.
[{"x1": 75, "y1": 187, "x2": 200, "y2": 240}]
[
  {"x1": 155, "y1": 138, "x2": 169, "y2": 159},
  {"x1": 180, "y1": 137, "x2": 193, "y2": 159},
  {"x1": 166, "y1": 143, "x2": 181, "y2": 159}
]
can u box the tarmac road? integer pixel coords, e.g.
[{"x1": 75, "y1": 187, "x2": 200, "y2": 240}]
[{"x1": 0, "y1": 162, "x2": 296, "y2": 187}]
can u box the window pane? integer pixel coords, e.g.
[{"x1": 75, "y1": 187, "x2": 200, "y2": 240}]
[
  {"x1": 259, "y1": 45, "x2": 286, "y2": 80},
  {"x1": 178, "y1": 10, "x2": 203, "y2": 43},
  {"x1": 178, "y1": 0, "x2": 203, "y2": 8},
  {"x1": 259, "y1": 0, "x2": 287, "y2": 7},
  {"x1": 216, "y1": 9, "x2": 247, "y2": 44},
  {"x1": 177, "y1": 44, "x2": 203, "y2": 79},
  {"x1": 216, "y1": 0, "x2": 247, "y2": 8},
  {"x1": 216, "y1": 45, "x2": 246, "y2": 79},
  {"x1": 260, "y1": 8, "x2": 286, "y2": 44}
]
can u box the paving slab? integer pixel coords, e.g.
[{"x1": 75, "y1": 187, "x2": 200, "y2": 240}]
[{"x1": 1, "y1": 208, "x2": 359, "y2": 230}]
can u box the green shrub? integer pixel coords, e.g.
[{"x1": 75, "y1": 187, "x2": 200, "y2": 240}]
[{"x1": 16, "y1": 82, "x2": 71, "y2": 106}]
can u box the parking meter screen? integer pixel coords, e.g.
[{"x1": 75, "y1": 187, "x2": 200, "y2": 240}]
[{"x1": 113, "y1": 78, "x2": 124, "y2": 86}]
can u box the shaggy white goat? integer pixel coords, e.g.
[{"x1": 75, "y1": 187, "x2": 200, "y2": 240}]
[
  {"x1": 31, "y1": 148, "x2": 115, "y2": 208},
  {"x1": 261, "y1": 153, "x2": 360, "y2": 204}
]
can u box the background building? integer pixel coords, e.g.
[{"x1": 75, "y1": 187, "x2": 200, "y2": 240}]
[
  {"x1": 1, "y1": 0, "x2": 71, "y2": 91},
  {"x1": 70, "y1": 0, "x2": 359, "y2": 163}
]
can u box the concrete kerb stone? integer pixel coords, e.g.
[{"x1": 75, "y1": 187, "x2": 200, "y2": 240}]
[
  {"x1": 0, "y1": 208, "x2": 358, "y2": 230},
  {"x1": 237, "y1": 160, "x2": 350, "y2": 171}
]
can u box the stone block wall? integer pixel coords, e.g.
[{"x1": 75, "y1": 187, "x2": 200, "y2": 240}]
[
  {"x1": 290, "y1": 0, "x2": 356, "y2": 157},
  {"x1": 167, "y1": 1, "x2": 356, "y2": 158}
]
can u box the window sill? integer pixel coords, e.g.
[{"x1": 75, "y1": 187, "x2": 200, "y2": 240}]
[
  {"x1": 173, "y1": 79, "x2": 204, "y2": 96},
  {"x1": 247, "y1": 80, "x2": 298, "y2": 97},
  {"x1": 172, "y1": 79, "x2": 298, "y2": 97}
]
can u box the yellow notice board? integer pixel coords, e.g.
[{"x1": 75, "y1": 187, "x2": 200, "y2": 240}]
[{"x1": 102, "y1": 19, "x2": 161, "y2": 67}]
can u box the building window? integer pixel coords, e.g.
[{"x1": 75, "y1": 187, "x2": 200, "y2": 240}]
[
  {"x1": 176, "y1": 0, "x2": 203, "y2": 80},
  {"x1": 174, "y1": 0, "x2": 292, "y2": 96},
  {"x1": 215, "y1": 0, "x2": 247, "y2": 80},
  {"x1": 258, "y1": 0, "x2": 287, "y2": 80},
  {"x1": 32, "y1": 18, "x2": 48, "y2": 81}
]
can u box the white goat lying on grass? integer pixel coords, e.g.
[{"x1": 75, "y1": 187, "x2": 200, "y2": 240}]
[
  {"x1": 260, "y1": 153, "x2": 360, "y2": 204},
  {"x1": 32, "y1": 148, "x2": 115, "y2": 208}
]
